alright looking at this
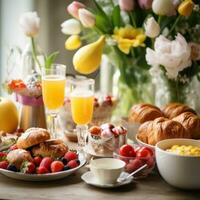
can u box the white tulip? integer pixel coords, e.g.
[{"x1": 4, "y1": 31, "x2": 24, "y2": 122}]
[
  {"x1": 144, "y1": 17, "x2": 160, "y2": 38},
  {"x1": 61, "y1": 19, "x2": 81, "y2": 35},
  {"x1": 152, "y1": 0, "x2": 176, "y2": 16},
  {"x1": 19, "y1": 11, "x2": 40, "y2": 37},
  {"x1": 146, "y1": 33, "x2": 191, "y2": 79}
]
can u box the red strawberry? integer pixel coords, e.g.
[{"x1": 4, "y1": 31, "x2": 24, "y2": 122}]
[
  {"x1": 20, "y1": 161, "x2": 35, "y2": 174},
  {"x1": 51, "y1": 161, "x2": 64, "y2": 173},
  {"x1": 37, "y1": 166, "x2": 49, "y2": 174},
  {"x1": 9, "y1": 144, "x2": 18, "y2": 151},
  {"x1": 67, "y1": 160, "x2": 79, "y2": 169},
  {"x1": 40, "y1": 157, "x2": 53, "y2": 170},
  {"x1": 0, "y1": 161, "x2": 9, "y2": 169},
  {"x1": 34, "y1": 156, "x2": 42, "y2": 166},
  {"x1": 64, "y1": 152, "x2": 78, "y2": 161},
  {"x1": 0, "y1": 152, "x2": 7, "y2": 161}
]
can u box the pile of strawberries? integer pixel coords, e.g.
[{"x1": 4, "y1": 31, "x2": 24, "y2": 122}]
[{"x1": 0, "y1": 147, "x2": 80, "y2": 174}]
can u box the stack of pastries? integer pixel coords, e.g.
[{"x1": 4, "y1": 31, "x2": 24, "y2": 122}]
[
  {"x1": 7, "y1": 128, "x2": 68, "y2": 169},
  {"x1": 129, "y1": 103, "x2": 200, "y2": 146}
]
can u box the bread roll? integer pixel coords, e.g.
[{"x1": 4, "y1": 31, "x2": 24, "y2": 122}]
[
  {"x1": 32, "y1": 139, "x2": 68, "y2": 158},
  {"x1": 137, "y1": 117, "x2": 189, "y2": 145},
  {"x1": 17, "y1": 128, "x2": 50, "y2": 149},
  {"x1": 162, "y1": 103, "x2": 196, "y2": 119},
  {"x1": 173, "y1": 112, "x2": 200, "y2": 139},
  {"x1": 129, "y1": 103, "x2": 163, "y2": 124},
  {"x1": 7, "y1": 149, "x2": 33, "y2": 169}
]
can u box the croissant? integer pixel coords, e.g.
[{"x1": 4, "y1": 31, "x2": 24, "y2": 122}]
[
  {"x1": 128, "y1": 103, "x2": 163, "y2": 124},
  {"x1": 162, "y1": 103, "x2": 196, "y2": 119},
  {"x1": 137, "y1": 117, "x2": 190, "y2": 145},
  {"x1": 173, "y1": 112, "x2": 200, "y2": 139}
]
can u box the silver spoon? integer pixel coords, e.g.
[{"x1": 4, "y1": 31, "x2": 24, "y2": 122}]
[{"x1": 117, "y1": 164, "x2": 148, "y2": 183}]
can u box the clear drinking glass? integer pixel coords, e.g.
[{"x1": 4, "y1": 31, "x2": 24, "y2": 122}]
[
  {"x1": 70, "y1": 78, "x2": 95, "y2": 154},
  {"x1": 42, "y1": 64, "x2": 66, "y2": 138}
]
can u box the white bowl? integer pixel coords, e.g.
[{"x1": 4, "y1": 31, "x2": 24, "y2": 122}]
[
  {"x1": 90, "y1": 158, "x2": 125, "y2": 185},
  {"x1": 156, "y1": 139, "x2": 200, "y2": 189},
  {"x1": 135, "y1": 134, "x2": 155, "y2": 150}
]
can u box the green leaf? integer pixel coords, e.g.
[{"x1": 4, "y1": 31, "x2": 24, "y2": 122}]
[
  {"x1": 45, "y1": 51, "x2": 59, "y2": 69},
  {"x1": 93, "y1": 0, "x2": 109, "y2": 19},
  {"x1": 112, "y1": 5, "x2": 121, "y2": 27},
  {"x1": 95, "y1": 14, "x2": 112, "y2": 33}
]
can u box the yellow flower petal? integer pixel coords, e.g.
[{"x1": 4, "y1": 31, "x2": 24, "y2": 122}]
[
  {"x1": 178, "y1": 0, "x2": 194, "y2": 17},
  {"x1": 112, "y1": 26, "x2": 146, "y2": 54},
  {"x1": 65, "y1": 35, "x2": 82, "y2": 50}
]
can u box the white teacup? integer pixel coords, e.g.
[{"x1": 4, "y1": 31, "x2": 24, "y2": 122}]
[{"x1": 90, "y1": 158, "x2": 125, "y2": 184}]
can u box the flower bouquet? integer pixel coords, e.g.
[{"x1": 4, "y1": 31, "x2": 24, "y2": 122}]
[
  {"x1": 62, "y1": 0, "x2": 200, "y2": 115},
  {"x1": 5, "y1": 11, "x2": 59, "y2": 130}
]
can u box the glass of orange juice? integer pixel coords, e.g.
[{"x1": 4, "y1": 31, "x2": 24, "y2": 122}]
[
  {"x1": 70, "y1": 77, "x2": 94, "y2": 153},
  {"x1": 42, "y1": 64, "x2": 66, "y2": 138}
]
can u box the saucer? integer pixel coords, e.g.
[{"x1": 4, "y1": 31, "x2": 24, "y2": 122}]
[{"x1": 81, "y1": 171, "x2": 133, "y2": 188}]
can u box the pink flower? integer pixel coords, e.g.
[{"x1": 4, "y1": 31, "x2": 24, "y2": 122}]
[
  {"x1": 119, "y1": 0, "x2": 135, "y2": 11},
  {"x1": 78, "y1": 9, "x2": 96, "y2": 28},
  {"x1": 67, "y1": 1, "x2": 85, "y2": 19},
  {"x1": 138, "y1": 0, "x2": 153, "y2": 10}
]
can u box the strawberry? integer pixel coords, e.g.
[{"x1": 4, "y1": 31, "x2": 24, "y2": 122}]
[
  {"x1": 34, "y1": 156, "x2": 42, "y2": 166},
  {"x1": 20, "y1": 161, "x2": 35, "y2": 174},
  {"x1": 0, "y1": 161, "x2": 9, "y2": 169},
  {"x1": 51, "y1": 161, "x2": 64, "y2": 173},
  {"x1": 67, "y1": 160, "x2": 79, "y2": 169},
  {"x1": 0, "y1": 152, "x2": 7, "y2": 161},
  {"x1": 64, "y1": 152, "x2": 78, "y2": 161},
  {"x1": 40, "y1": 157, "x2": 53, "y2": 170},
  {"x1": 37, "y1": 166, "x2": 49, "y2": 174},
  {"x1": 9, "y1": 144, "x2": 18, "y2": 151}
]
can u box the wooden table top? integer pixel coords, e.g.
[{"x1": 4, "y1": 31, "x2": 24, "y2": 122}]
[{"x1": 0, "y1": 140, "x2": 200, "y2": 200}]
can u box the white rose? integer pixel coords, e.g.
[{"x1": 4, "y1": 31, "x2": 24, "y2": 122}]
[
  {"x1": 61, "y1": 19, "x2": 81, "y2": 35},
  {"x1": 144, "y1": 17, "x2": 160, "y2": 38},
  {"x1": 146, "y1": 33, "x2": 192, "y2": 79},
  {"x1": 19, "y1": 11, "x2": 40, "y2": 37}
]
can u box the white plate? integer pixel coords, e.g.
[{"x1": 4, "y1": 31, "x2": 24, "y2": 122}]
[
  {"x1": 81, "y1": 171, "x2": 133, "y2": 188},
  {"x1": 135, "y1": 135, "x2": 155, "y2": 150},
  {"x1": 0, "y1": 156, "x2": 86, "y2": 181}
]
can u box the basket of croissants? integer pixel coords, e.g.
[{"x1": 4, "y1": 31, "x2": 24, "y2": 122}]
[{"x1": 128, "y1": 103, "x2": 200, "y2": 148}]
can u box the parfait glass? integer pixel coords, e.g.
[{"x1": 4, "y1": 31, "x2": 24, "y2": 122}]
[
  {"x1": 42, "y1": 64, "x2": 66, "y2": 138},
  {"x1": 70, "y1": 78, "x2": 95, "y2": 154}
]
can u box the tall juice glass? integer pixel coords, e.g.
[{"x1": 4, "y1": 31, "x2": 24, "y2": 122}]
[
  {"x1": 70, "y1": 78, "x2": 94, "y2": 153},
  {"x1": 42, "y1": 64, "x2": 66, "y2": 138}
]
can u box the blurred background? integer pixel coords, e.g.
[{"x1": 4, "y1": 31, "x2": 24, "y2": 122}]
[{"x1": 0, "y1": 0, "x2": 111, "y2": 95}]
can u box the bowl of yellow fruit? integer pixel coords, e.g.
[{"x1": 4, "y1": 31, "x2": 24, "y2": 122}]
[{"x1": 156, "y1": 138, "x2": 200, "y2": 190}]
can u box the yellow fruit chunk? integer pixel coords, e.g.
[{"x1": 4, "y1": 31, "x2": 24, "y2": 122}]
[
  {"x1": 65, "y1": 35, "x2": 82, "y2": 50},
  {"x1": 73, "y1": 36, "x2": 105, "y2": 74},
  {"x1": 0, "y1": 97, "x2": 18, "y2": 133}
]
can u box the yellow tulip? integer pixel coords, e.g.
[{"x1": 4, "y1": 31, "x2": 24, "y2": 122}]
[
  {"x1": 73, "y1": 36, "x2": 105, "y2": 74},
  {"x1": 178, "y1": 0, "x2": 194, "y2": 17},
  {"x1": 112, "y1": 26, "x2": 146, "y2": 54},
  {"x1": 65, "y1": 35, "x2": 82, "y2": 50}
]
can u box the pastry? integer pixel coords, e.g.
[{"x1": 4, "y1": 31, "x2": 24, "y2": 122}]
[
  {"x1": 162, "y1": 103, "x2": 196, "y2": 119},
  {"x1": 17, "y1": 128, "x2": 50, "y2": 149},
  {"x1": 137, "y1": 117, "x2": 189, "y2": 145},
  {"x1": 32, "y1": 139, "x2": 68, "y2": 158},
  {"x1": 7, "y1": 149, "x2": 33, "y2": 169},
  {"x1": 173, "y1": 112, "x2": 200, "y2": 139},
  {"x1": 128, "y1": 103, "x2": 164, "y2": 124}
]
